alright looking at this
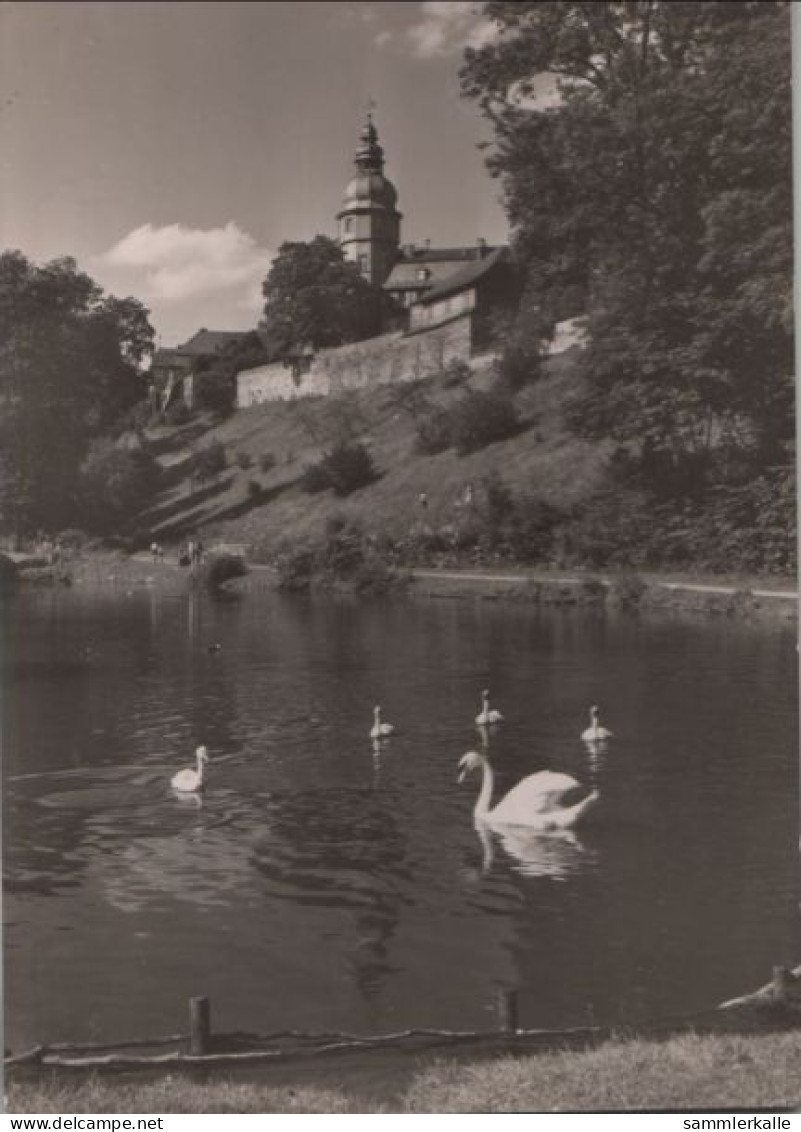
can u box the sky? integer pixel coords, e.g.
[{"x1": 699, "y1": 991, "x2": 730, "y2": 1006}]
[{"x1": 0, "y1": 1, "x2": 511, "y2": 345}]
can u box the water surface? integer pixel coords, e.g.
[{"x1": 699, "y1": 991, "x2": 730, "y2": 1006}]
[{"x1": 3, "y1": 586, "x2": 798, "y2": 1047}]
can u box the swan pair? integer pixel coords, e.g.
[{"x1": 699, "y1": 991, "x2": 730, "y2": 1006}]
[
  {"x1": 372, "y1": 688, "x2": 502, "y2": 744},
  {"x1": 171, "y1": 745, "x2": 209, "y2": 793}
]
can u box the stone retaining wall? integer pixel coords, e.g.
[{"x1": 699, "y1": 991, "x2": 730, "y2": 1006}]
[{"x1": 236, "y1": 315, "x2": 472, "y2": 407}]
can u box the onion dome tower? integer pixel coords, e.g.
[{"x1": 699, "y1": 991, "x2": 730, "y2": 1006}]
[{"x1": 337, "y1": 114, "x2": 401, "y2": 286}]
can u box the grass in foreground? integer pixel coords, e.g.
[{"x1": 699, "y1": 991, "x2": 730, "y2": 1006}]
[{"x1": 7, "y1": 1030, "x2": 801, "y2": 1113}]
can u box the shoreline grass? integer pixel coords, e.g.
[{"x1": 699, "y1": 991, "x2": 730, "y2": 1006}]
[{"x1": 7, "y1": 1030, "x2": 801, "y2": 1113}]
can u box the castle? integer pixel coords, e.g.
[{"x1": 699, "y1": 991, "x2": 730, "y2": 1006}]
[{"x1": 153, "y1": 116, "x2": 517, "y2": 410}]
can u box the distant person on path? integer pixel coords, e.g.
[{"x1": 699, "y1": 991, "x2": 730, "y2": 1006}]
[
  {"x1": 464, "y1": 482, "x2": 474, "y2": 508},
  {"x1": 150, "y1": 541, "x2": 159, "y2": 563},
  {"x1": 418, "y1": 491, "x2": 428, "y2": 510},
  {"x1": 193, "y1": 539, "x2": 204, "y2": 565}
]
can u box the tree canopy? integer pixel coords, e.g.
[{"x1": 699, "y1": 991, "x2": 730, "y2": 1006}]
[
  {"x1": 0, "y1": 251, "x2": 154, "y2": 534},
  {"x1": 461, "y1": 2, "x2": 793, "y2": 495},
  {"x1": 260, "y1": 236, "x2": 398, "y2": 356}
]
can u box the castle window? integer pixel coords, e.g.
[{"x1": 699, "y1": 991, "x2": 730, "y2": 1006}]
[{"x1": 344, "y1": 218, "x2": 353, "y2": 233}]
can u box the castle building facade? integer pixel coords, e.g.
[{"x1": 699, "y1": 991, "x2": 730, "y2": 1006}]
[
  {"x1": 235, "y1": 116, "x2": 518, "y2": 408},
  {"x1": 336, "y1": 115, "x2": 510, "y2": 321}
]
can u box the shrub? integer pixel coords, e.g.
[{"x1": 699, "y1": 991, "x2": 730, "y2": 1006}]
[
  {"x1": 274, "y1": 544, "x2": 316, "y2": 591},
  {"x1": 440, "y1": 360, "x2": 471, "y2": 388},
  {"x1": 325, "y1": 442, "x2": 378, "y2": 496},
  {"x1": 0, "y1": 552, "x2": 18, "y2": 591},
  {"x1": 247, "y1": 479, "x2": 261, "y2": 498},
  {"x1": 414, "y1": 410, "x2": 452, "y2": 455},
  {"x1": 610, "y1": 572, "x2": 647, "y2": 609},
  {"x1": 300, "y1": 462, "x2": 332, "y2": 494},
  {"x1": 196, "y1": 553, "x2": 247, "y2": 591},
  {"x1": 259, "y1": 453, "x2": 277, "y2": 474},
  {"x1": 450, "y1": 389, "x2": 519, "y2": 454},
  {"x1": 235, "y1": 451, "x2": 253, "y2": 470},
  {"x1": 55, "y1": 528, "x2": 88, "y2": 550},
  {"x1": 274, "y1": 516, "x2": 401, "y2": 595},
  {"x1": 580, "y1": 577, "x2": 608, "y2": 601},
  {"x1": 192, "y1": 441, "x2": 227, "y2": 481},
  {"x1": 112, "y1": 400, "x2": 153, "y2": 437},
  {"x1": 301, "y1": 442, "x2": 378, "y2": 497},
  {"x1": 163, "y1": 400, "x2": 191, "y2": 427}
]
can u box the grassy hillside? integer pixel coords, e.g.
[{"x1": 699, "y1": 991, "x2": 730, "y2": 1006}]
[{"x1": 138, "y1": 346, "x2": 609, "y2": 558}]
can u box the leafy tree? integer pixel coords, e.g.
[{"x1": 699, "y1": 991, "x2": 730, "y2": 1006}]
[
  {"x1": 79, "y1": 440, "x2": 162, "y2": 531},
  {"x1": 260, "y1": 236, "x2": 398, "y2": 355},
  {"x1": 0, "y1": 251, "x2": 154, "y2": 534},
  {"x1": 193, "y1": 333, "x2": 267, "y2": 413},
  {"x1": 461, "y1": 2, "x2": 793, "y2": 494}
]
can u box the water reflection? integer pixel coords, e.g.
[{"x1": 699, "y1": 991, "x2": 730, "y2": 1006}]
[{"x1": 474, "y1": 821, "x2": 592, "y2": 881}]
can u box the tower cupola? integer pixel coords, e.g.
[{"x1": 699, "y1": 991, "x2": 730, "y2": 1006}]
[{"x1": 337, "y1": 114, "x2": 401, "y2": 286}]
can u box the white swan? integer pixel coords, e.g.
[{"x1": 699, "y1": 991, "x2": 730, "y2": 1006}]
[
  {"x1": 458, "y1": 751, "x2": 599, "y2": 831},
  {"x1": 581, "y1": 705, "x2": 613, "y2": 744},
  {"x1": 475, "y1": 689, "x2": 503, "y2": 726},
  {"x1": 370, "y1": 706, "x2": 395, "y2": 740},
  {"x1": 171, "y1": 745, "x2": 209, "y2": 792}
]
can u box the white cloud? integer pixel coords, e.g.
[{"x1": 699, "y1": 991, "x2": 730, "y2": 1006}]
[
  {"x1": 374, "y1": 29, "x2": 393, "y2": 48},
  {"x1": 508, "y1": 72, "x2": 563, "y2": 111},
  {"x1": 406, "y1": 1, "x2": 498, "y2": 59},
  {"x1": 100, "y1": 221, "x2": 272, "y2": 303}
]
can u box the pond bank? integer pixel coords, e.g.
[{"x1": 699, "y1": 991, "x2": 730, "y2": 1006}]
[
  {"x1": 8, "y1": 549, "x2": 797, "y2": 622},
  {"x1": 7, "y1": 1026, "x2": 801, "y2": 1112}
]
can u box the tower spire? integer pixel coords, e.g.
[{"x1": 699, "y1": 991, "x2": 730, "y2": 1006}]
[
  {"x1": 354, "y1": 110, "x2": 384, "y2": 173},
  {"x1": 337, "y1": 111, "x2": 401, "y2": 286}
]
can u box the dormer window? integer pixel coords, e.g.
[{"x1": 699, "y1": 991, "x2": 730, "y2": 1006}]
[{"x1": 416, "y1": 267, "x2": 431, "y2": 282}]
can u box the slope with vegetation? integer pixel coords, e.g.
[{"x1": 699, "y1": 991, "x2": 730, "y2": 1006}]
[
  {"x1": 112, "y1": 328, "x2": 793, "y2": 585},
  {"x1": 0, "y1": 3, "x2": 793, "y2": 586}
]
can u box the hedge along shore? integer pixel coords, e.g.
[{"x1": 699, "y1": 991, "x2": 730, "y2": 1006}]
[
  {"x1": 227, "y1": 559, "x2": 797, "y2": 623},
  {"x1": 6, "y1": 547, "x2": 798, "y2": 625}
]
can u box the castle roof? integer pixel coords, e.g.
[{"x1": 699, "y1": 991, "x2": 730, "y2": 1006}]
[
  {"x1": 396, "y1": 244, "x2": 501, "y2": 265},
  {"x1": 383, "y1": 244, "x2": 506, "y2": 294},
  {"x1": 153, "y1": 329, "x2": 256, "y2": 367},
  {"x1": 177, "y1": 329, "x2": 256, "y2": 356},
  {"x1": 416, "y1": 246, "x2": 509, "y2": 304}
]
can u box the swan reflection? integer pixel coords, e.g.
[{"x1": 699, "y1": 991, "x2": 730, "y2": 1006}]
[{"x1": 475, "y1": 821, "x2": 589, "y2": 880}]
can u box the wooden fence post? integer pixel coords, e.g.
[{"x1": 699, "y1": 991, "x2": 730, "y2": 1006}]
[
  {"x1": 498, "y1": 989, "x2": 519, "y2": 1033},
  {"x1": 189, "y1": 996, "x2": 211, "y2": 1055}
]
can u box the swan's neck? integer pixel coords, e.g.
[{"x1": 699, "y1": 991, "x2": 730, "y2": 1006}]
[
  {"x1": 474, "y1": 757, "x2": 495, "y2": 818},
  {"x1": 196, "y1": 754, "x2": 205, "y2": 782},
  {"x1": 476, "y1": 821, "x2": 494, "y2": 875}
]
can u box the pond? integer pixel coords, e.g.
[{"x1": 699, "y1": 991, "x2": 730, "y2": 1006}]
[{"x1": 2, "y1": 584, "x2": 798, "y2": 1048}]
